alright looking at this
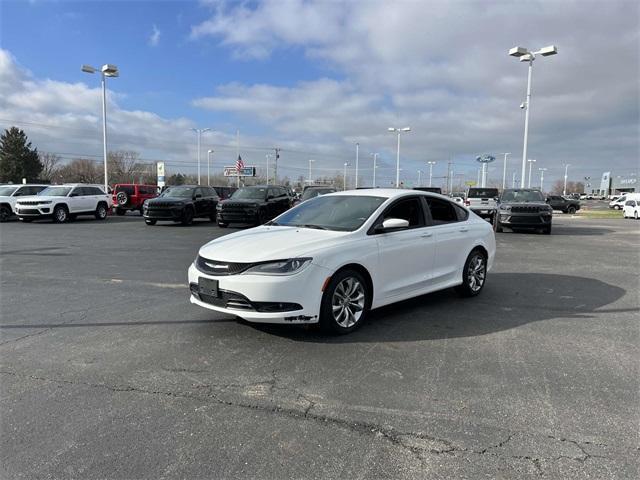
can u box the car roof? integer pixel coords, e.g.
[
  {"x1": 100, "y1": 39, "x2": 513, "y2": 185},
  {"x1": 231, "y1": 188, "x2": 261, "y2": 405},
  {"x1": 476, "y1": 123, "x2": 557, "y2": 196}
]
[{"x1": 327, "y1": 188, "x2": 451, "y2": 200}]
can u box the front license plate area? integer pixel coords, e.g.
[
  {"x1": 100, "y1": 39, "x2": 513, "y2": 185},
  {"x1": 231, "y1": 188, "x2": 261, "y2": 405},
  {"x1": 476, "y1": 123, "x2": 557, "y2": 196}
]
[{"x1": 199, "y1": 278, "x2": 219, "y2": 298}]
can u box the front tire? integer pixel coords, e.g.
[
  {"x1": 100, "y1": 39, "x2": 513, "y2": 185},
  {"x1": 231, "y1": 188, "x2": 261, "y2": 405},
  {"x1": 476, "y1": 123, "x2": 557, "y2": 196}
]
[
  {"x1": 95, "y1": 203, "x2": 108, "y2": 220},
  {"x1": 181, "y1": 207, "x2": 194, "y2": 226},
  {"x1": 567, "y1": 206, "x2": 576, "y2": 214},
  {"x1": 319, "y1": 269, "x2": 370, "y2": 335},
  {"x1": 145, "y1": 219, "x2": 157, "y2": 225},
  {"x1": 456, "y1": 250, "x2": 487, "y2": 297},
  {"x1": 53, "y1": 205, "x2": 68, "y2": 223}
]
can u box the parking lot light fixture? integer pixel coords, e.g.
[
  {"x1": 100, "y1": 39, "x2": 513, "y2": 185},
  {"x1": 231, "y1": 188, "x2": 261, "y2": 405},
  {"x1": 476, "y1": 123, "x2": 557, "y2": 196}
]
[
  {"x1": 343, "y1": 162, "x2": 349, "y2": 190},
  {"x1": 207, "y1": 150, "x2": 213, "y2": 186},
  {"x1": 509, "y1": 45, "x2": 558, "y2": 188},
  {"x1": 501, "y1": 153, "x2": 511, "y2": 191},
  {"x1": 308, "y1": 159, "x2": 315, "y2": 184},
  {"x1": 388, "y1": 127, "x2": 411, "y2": 187},
  {"x1": 370, "y1": 153, "x2": 378, "y2": 188},
  {"x1": 527, "y1": 159, "x2": 537, "y2": 188},
  {"x1": 563, "y1": 164, "x2": 571, "y2": 196},
  {"x1": 82, "y1": 63, "x2": 119, "y2": 193},
  {"x1": 539, "y1": 167, "x2": 548, "y2": 191},
  {"x1": 191, "y1": 128, "x2": 211, "y2": 185},
  {"x1": 427, "y1": 161, "x2": 436, "y2": 187}
]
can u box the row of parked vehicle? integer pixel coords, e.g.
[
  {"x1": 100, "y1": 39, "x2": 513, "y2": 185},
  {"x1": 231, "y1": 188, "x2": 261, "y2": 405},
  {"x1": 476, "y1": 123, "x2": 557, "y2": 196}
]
[{"x1": 0, "y1": 182, "x2": 339, "y2": 226}]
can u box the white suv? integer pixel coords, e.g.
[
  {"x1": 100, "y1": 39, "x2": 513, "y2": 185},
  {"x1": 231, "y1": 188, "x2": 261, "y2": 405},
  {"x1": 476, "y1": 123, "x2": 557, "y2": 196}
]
[
  {"x1": 15, "y1": 184, "x2": 111, "y2": 223},
  {"x1": 0, "y1": 184, "x2": 48, "y2": 222}
]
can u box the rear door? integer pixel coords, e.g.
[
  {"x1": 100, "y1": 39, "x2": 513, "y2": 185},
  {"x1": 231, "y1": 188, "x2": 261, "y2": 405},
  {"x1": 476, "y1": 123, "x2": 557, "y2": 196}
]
[
  {"x1": 425, "y1": 197, "x2": 475, "y2": 286},
  {"x1": 372, "y1": 196, "x2": 435, "y2": 299}
]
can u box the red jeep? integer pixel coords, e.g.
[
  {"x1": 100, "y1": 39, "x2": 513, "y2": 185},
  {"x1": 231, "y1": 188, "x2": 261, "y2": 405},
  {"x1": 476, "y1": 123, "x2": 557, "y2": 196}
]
[{"x1": 112, "y1": 184, "x2": 158, "y2": 215}]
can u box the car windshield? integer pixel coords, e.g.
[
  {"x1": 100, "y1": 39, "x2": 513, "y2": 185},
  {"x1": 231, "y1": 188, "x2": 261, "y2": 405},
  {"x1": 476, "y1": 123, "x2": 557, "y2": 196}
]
[
  {"x1": 271, "y1": 195, "x2": 386, "y2": 231},
  {"x1": 467, "y1": 188, "x2": 499, "y2": 198},
  {"x1": 161, "y1": 187, "x2": 194, "y2": 198},
  {"x1": 232, "y1": 188, "x2": 267, "y2": 200},
  {"x1": 0, "y1": 186, "x2": 18, "y2": 196},
  {"x1": 301, "y1": 188, "x2": 335, "y2": 201},
  {"x1": 38, "y1": 186, "x2": 72, "y2": 196},
  {"x1": 501, "y1": 190, "x2": 545, "y2": 202}
]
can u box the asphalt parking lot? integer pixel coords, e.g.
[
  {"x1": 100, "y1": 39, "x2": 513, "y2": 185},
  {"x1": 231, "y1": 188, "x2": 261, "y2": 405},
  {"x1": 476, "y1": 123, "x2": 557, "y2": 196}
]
[{"x1": 1, "y1": 214, "x2": 638, "y2": 479}]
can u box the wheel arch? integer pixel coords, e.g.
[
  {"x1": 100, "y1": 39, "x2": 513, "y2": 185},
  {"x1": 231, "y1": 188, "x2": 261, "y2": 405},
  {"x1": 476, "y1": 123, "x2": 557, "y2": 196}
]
[
  {"x1": 0, "y1": 202, "x2": 12, "y2": 212},
  {"x1": 329, "y1": 263, "x2": 374, "y2": 306},
  {"x1": 54, "y1": 202, "x2": 69, "y2": 211}
]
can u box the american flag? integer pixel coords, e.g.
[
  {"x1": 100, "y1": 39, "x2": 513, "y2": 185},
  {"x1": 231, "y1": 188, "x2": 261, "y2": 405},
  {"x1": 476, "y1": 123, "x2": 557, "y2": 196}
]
[{"x1": 236, "y1": 155, "x2": 244, "y2": 173}]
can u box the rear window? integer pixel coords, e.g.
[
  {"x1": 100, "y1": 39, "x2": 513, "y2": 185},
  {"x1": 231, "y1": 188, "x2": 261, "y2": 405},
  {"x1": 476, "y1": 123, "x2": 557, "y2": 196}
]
[
  {"x1": 115, "y1": 185, "x2": 135, "y2": 195},
  {"x1": 467, "y1": 188, "x2": 499, "y2": 198}
]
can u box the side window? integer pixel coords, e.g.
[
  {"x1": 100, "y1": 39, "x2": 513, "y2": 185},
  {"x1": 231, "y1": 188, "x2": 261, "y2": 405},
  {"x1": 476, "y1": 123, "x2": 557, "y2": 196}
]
[
  {"x1": 454, "y1": 204, "x2": 469, "y2": 221},
  {"x1": 267, "y1": 188, "x2": 276, "y2": 199},
  {"x1": 14, "y1": 187, "x2": 30, "y2": 196},
  {"x1": 70, "y1": 187, "x2": 84, "y2": 196},
  {"x1": 382, "y1": 198, "x2": 425, "y2": 228},
  {"x1": 31, "y1": 186, "x2": 47, "y2": 195},
  {"x1": 427, "y1": 198, "x2": 459, "y2": 225},
  {"x1": 92, "y1": 187, "x2": 105, "y2": 195},
  {"x1": 193, "y1": 188, "x2": 203, "y2": 198},
  {"x1": 278, "y1": 187, "x2": 287, "y2": 198},
  {"x1": 208, "y1": 187, "x2": 219, "y2": 199}
]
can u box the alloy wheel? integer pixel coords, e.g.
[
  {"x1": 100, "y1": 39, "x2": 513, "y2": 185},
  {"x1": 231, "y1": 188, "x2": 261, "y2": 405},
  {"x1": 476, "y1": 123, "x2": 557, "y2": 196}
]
[
  {"x1": 331, "y1": 277, "x2": 365, "y2": 328},
  {"x1": 467, "y1": 254, "x2": 486, "y2": 293}
]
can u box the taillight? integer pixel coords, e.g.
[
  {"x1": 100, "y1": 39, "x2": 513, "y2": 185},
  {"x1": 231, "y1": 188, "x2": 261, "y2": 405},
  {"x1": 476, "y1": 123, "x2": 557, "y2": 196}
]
[{"x1": 465, "y1": 200, "x2": 470, "y2": 206}]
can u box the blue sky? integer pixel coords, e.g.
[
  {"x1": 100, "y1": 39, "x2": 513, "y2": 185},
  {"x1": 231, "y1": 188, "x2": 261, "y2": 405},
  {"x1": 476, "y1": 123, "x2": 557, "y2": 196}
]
[{"x1": 1, "y1": 0, "x2": 638, "y2": 188}]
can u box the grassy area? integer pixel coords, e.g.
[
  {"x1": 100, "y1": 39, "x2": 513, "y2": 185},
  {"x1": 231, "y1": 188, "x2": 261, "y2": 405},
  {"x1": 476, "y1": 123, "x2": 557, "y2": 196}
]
[{"x1": 575, "y1": 209, "x2": 624, "y2": 219}]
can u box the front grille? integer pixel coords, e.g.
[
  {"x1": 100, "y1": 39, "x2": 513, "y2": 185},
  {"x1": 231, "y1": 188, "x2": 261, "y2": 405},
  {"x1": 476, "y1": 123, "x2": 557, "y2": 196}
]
[
  {"x1": 147, "y1": 208, "x2": 175, "y2": 217},
  {"x1": 511, "y1": 205, "x2": 541, "y2": 213},
  {"x1": 196, "y1": 256, "x2": 255, "y2": 276},
  {"x1": 17, "y1": 201, "x2": 41, "y2": 206},
  {"x1": 190, "y1": 284, "x2": 254, "y2": 310},
  {"x1": 150, "y1": 202, "x2": 180, "y2": 208},
  {"x1": 510, "y1": 216, "x2": 542, "y2": 224}
]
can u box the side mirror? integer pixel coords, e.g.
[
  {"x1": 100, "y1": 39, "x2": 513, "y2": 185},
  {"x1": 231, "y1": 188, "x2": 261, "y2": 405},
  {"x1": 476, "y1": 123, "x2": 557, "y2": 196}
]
[
  {"x1": 375, "y1": 218, "x2": 410, "y2": 232},
  {"x1": 194, "y1": 193, "x2": 202, "y2": 199},
  {"x1": 267, "y1": 195, "x2": 274, "y2": 200}
]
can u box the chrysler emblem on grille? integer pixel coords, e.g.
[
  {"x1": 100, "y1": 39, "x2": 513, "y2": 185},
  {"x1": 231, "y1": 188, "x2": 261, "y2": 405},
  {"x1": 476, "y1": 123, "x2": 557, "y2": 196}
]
[{"x1": 205, "y1": 262, "x2": 229, "y2": 270}]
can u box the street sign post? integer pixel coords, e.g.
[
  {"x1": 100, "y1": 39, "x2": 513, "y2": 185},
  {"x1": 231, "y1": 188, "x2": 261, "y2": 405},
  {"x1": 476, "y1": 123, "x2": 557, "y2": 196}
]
[{"x1": 224, "y1": 166, "x2": 256, "y2": 177}]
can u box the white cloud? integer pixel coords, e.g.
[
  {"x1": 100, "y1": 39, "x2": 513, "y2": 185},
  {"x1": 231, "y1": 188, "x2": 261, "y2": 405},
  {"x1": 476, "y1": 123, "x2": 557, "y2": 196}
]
[
  {"x1": 190, "y1": 0, "x2": 639, "y2": 184},
  {"x1": 148, "y1": 24, "x2": 161, "y2": 47}
]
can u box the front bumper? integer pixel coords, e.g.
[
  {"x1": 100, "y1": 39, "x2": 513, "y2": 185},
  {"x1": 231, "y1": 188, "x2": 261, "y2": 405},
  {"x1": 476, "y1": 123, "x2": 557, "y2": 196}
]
[
  {"x1": 144, "y1": 206, "x2": 184, "y2": 220},
  {"x1": 187, "y1": 262, "x2": 328, "y2": 324},
  {"x1": 15, "y1": 206, "x2": 52, "y2": 217},
  {"x1": 498, "y1": 211, "x2": 552, "y2": 227},
  {"x1": 217, "y1": 210, "x2": 259, "y2": 224}
]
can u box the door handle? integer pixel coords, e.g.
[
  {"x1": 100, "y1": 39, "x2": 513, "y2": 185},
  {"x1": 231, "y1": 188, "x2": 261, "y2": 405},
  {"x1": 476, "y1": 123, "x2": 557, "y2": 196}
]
[
  {"x1": 459, "y1": 227, "x2": 469, "y2": 232},
  {"x1": 420, "y1": 233, "x2": 433, "y2": 238}
]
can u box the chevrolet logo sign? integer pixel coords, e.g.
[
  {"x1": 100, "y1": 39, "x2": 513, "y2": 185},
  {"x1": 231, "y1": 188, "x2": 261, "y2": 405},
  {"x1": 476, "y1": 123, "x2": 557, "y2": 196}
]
[{"x1": 205, "y1": 262, "x2": 229, "y2": 270}]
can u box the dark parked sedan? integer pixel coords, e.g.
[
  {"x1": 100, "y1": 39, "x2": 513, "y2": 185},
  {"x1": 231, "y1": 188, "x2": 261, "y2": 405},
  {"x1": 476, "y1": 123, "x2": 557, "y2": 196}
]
[{"x1": 143, "y1": 186, "x2": 219, "y2": 226}]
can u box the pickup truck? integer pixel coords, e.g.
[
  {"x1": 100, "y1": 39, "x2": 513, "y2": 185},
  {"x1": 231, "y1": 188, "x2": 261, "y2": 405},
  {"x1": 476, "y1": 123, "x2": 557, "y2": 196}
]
[
  {"x1": 465, "y1": 187, "x2": 499, "y2": 223},
  {"x1": 546, "y1": 195, "x2": 581, "y2": 214}
]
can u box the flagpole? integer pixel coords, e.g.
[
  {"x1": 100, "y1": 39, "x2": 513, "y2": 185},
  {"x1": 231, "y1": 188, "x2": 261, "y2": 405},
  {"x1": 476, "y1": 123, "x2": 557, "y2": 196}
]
[{"x1": 236, "y1": 129, "x2": 240, "y2": 188}]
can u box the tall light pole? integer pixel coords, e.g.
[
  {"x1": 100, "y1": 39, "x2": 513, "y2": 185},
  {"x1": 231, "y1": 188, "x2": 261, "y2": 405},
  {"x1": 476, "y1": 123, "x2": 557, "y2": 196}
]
[
  {"x1": 207, "y1": 149, "x2": 213, "y2": 186},
  {"x1": 563, "y1": 164, "x2": 571, "y2": 196},
  {"x1": 308, "y1": 159, "x2": 315, "y2": 184},
  {"x1": 539, "y1": 167, "x2": 547, "y2": 191},
  {"x1": 265, "y1": 154, "x2": 271, "y2": 185},
  {"x1": 527, "y1": 159, "x2": 536, "y2": 188},
  {"x1": 388, "y1": 127, "x2": 411, "y2": 187},
  {"x1": 81, "y1": 63, "x2": 119, "y2": 193},
  {"x1": 512, "y1": 171, "x2": 517, "y2": 188},
  {"x1": 417, "y1": 170, "x2": 422, "y2": 186},
  {"x1": 427, "y1": 161, "x2": 436, "y2": 187},
  {"x1": 343, "y1": 162, "x2": 349, "y2": 191},
  {"x1": 509, "y1": 45, "x2": 558, "y2": 188},
  {"x1": 370, "y1": 153, "x2": 378, "y2": 188},
  {"x1": 355, "y1": 143, "x2": 359, "y2": 189},
  {"x1": 191, "y1": 128, "x2": 211, "y2": 185},
  {"x1": 501, "y1": 152, "x2": 511, "y2": 190}
]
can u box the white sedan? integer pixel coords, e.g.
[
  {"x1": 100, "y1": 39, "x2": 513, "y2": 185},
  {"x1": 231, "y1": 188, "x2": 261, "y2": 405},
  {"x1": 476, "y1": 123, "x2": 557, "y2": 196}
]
[{"x1": 188, "y1": 189, "x2": 496, "y2": 334}]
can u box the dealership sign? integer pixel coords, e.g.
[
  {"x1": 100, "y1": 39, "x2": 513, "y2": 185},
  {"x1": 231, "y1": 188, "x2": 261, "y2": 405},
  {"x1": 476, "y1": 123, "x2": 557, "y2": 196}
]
[
  {"x1": 224, "y1": 166, "x2": 256, "y2": 177},
  {"x1": 157, "y1": 161, "x2": 165, "y2": 187}
]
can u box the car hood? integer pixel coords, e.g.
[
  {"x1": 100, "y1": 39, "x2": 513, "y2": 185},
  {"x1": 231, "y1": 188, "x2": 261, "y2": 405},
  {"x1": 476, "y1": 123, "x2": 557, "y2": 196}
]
[
  {"x1": 220, "y1": 198, "x2": 262, "y2": 206},
  {"x1": 16, "y1": 195, "x2": 65, "y2": 202},
  {"x1": 148, "y1": 197, "x2": 188, "y2": 204},
  {"x1": 199, "y1": 226, "x2": 351, "y2": 263}
]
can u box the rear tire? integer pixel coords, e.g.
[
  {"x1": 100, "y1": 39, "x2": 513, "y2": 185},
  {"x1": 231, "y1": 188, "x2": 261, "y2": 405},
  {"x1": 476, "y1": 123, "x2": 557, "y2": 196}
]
[
  {"x1": 455, "y1": 249, "x2": 487, "y2": 297},
  {"x1": 567, "y1": 206, "x2": 576, "y2": 214},
  {"x1": 145, "y1": 219, "x2": 157, "y2": 225},
  {"x1": 53, "y1": 205, "x2": 68, "y2": 223},
  {"x1": 319, "y1": 269, "x2": 370, "y2": 335},
  {"x1": 0, "y1": 206, "x2": 11, "y2": 222},
  {"x1": 95, "y1": 203, "x2": 108, "y2": 220},
  {"x1": 635, "y1": 211, "x2": 639, "y2": 220}
]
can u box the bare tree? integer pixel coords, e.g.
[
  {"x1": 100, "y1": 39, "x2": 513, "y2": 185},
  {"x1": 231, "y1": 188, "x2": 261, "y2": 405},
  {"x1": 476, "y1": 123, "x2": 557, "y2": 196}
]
[
  {"x1": 56, "y1": 158, "x2": 101, "y2": 184},
  {"x1": 38, "y1": 152, "x2": 61, "y2": 181}
]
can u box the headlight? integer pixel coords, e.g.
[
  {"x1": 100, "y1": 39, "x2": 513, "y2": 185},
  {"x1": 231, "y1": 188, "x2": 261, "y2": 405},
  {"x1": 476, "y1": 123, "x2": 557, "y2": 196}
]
[
  {"x1": 216, "y1": 204, "x2": 223, "y2": 210},
  {"x1": 243, "y1": 258, "x2": 312, "y2": 276},
  {"x1": 500, "y1": 205, "x2": 511, "y2": 211}
]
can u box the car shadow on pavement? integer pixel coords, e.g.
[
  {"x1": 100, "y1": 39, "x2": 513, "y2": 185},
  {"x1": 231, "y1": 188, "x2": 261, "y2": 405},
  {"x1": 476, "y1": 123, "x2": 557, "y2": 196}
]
[
  {"x1": 250, "y1": 273, "x2": 629, "y2": 343},
  {"x1": 500, "y1": 227, "x2": 614, "y2": 236}
]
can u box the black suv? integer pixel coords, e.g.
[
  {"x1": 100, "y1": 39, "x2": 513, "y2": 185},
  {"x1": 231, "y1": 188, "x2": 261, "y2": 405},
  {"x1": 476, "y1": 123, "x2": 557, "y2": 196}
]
[
  {"x1": 216, "y1": 185, "x2": 290, "y2": 227},
  {"x1": 546, "y1": 195, "x2": 581, "y2": 214},
  {"x1": 292, "y1": 186, "x2": 337, "y2": 206},
  {"x1": 496, "y1": 189, "x2": 553, "y2": 234},
  {"x1": 143, "y1": 185, "x2": 219, "y2": 226}
]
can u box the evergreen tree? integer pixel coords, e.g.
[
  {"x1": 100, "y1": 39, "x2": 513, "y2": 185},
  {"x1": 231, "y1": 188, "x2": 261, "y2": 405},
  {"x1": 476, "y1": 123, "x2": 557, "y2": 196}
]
[{"x1": 0, "y1": 127, "x2": 42, "y2": 182}]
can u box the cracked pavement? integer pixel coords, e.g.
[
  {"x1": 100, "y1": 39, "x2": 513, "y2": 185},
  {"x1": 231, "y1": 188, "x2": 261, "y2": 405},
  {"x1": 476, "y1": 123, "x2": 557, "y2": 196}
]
[{"x1": 1, "y1": 215, "x2": 638, "y2": 478}]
